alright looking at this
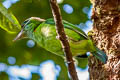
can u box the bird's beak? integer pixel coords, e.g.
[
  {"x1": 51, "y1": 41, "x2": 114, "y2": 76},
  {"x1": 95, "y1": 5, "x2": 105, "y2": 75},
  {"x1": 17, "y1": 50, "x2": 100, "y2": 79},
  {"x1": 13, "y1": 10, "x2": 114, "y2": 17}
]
[{"x1": 13, "y1": 29, "x2": 25, "y2": 42}]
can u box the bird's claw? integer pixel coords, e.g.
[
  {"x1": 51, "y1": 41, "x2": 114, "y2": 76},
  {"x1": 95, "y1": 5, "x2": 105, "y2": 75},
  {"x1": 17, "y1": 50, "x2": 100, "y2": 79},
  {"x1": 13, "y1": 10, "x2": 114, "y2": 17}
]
[
  {"x1": 65, "y1": 60, "x2": 75, "y2": 64},
  {"x1": 56, "y1": 36, "x2": 59, "y2": 40}
]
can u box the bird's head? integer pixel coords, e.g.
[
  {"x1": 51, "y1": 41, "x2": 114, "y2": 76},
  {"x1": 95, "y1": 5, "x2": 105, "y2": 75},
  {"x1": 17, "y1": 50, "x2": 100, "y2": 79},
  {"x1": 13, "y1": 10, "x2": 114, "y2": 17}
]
[{"x1": 13, "y1": 17, "x2": 45, "y2": 41}]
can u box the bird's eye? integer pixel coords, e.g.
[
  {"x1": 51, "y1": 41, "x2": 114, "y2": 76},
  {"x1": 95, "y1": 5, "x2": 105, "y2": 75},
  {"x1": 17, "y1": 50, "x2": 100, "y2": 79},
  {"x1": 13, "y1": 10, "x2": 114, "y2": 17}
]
[
  {"x1": 21, "y1": 19, "x2": 30, "y2": 28},
  {"x1": 23, "y1": 20, "x2": 29, "y2": 24}
]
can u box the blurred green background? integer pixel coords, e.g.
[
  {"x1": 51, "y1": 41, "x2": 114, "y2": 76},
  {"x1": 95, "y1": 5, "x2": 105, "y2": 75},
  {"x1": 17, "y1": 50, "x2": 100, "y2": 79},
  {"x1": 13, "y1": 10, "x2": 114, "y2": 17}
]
[{"x1": 0, "y1": 0, "x2": 92, "y2": 80}]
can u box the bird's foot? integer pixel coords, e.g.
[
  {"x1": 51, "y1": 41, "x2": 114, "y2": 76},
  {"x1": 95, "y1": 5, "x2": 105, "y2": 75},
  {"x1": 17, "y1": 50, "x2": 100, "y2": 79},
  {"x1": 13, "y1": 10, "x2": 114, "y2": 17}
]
[
  {"x1": 56, "y1": 35, "x2": 59, "y2": 40},
  {"x1": 65, "y1": 60, "x2": 75, "y2": 64}
]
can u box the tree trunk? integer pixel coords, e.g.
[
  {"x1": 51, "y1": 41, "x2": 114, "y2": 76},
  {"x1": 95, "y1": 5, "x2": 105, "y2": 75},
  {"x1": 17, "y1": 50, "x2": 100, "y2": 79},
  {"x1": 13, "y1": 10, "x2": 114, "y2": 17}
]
[{"x1": 88, "y1": 0, "x2": 120, "y2": 79}]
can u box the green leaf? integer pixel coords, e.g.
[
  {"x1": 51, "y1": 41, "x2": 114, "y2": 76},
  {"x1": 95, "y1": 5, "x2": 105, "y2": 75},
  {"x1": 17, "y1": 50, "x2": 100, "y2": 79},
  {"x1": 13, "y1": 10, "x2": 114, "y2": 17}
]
[{"x1": 0, "y1": 3, "x2": 21, "y2": 34}]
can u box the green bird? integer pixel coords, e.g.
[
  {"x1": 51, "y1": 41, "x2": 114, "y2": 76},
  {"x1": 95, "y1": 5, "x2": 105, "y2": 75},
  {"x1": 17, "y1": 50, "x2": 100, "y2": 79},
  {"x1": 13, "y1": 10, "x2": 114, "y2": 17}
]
[{"x1": 14, "y1": 17, "x2": 107, "y2": 63}]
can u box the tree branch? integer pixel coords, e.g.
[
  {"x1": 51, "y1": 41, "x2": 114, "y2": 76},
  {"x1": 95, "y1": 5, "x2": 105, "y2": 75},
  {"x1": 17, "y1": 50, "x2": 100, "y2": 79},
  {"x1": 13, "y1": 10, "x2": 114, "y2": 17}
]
[{"x1": 49, "y1": 0, "x2": 78, "y2": 80}]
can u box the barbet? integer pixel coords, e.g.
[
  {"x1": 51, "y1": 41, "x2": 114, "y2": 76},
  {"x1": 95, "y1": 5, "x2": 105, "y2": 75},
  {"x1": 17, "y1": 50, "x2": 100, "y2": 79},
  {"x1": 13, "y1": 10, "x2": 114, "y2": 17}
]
[{"x1": 14, "y1": 17, "x2": 107, "y2": 63}]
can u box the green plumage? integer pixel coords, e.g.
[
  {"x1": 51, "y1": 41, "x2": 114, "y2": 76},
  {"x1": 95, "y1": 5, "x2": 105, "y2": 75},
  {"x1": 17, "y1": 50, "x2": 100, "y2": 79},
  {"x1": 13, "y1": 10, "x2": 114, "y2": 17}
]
[{"x1": 15, "y1": 17, "x2": 107, "y2": 63}]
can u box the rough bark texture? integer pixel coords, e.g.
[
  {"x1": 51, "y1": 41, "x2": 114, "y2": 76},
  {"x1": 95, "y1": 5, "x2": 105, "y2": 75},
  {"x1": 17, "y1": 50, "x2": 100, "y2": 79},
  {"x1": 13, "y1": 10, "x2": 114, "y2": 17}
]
[{"x1": 89, "y1": 0, "x2": 120, "y2": 79}]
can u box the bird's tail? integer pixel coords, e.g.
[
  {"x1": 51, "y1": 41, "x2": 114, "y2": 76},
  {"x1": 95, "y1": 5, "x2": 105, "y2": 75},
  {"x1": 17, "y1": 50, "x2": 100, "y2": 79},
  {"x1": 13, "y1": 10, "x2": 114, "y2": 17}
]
[{"x1": 91, "y1": 47, "x2": 107, "y2": 64}]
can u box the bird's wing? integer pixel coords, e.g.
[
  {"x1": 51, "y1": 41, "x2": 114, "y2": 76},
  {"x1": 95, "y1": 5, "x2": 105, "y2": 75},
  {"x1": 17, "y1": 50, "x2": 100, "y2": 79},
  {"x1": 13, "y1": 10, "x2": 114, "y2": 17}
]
[{"x1": 45, "y1": 18, "x2": 88, "y2": 39}]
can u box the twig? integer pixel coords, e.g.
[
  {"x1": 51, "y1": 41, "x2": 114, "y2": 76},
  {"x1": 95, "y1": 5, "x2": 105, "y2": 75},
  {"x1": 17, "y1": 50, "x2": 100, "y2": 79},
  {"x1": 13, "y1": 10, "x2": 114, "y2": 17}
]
[{"x1": 49, "y1": 0, "x2": 79, "y2": 80}]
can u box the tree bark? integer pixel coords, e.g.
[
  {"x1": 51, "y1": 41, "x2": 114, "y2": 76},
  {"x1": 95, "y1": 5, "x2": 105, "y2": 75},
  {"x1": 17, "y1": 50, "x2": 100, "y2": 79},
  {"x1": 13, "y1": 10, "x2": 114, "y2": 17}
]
[{"x1": 89, "y1": 0, "x2": 120, "y2": 79}]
